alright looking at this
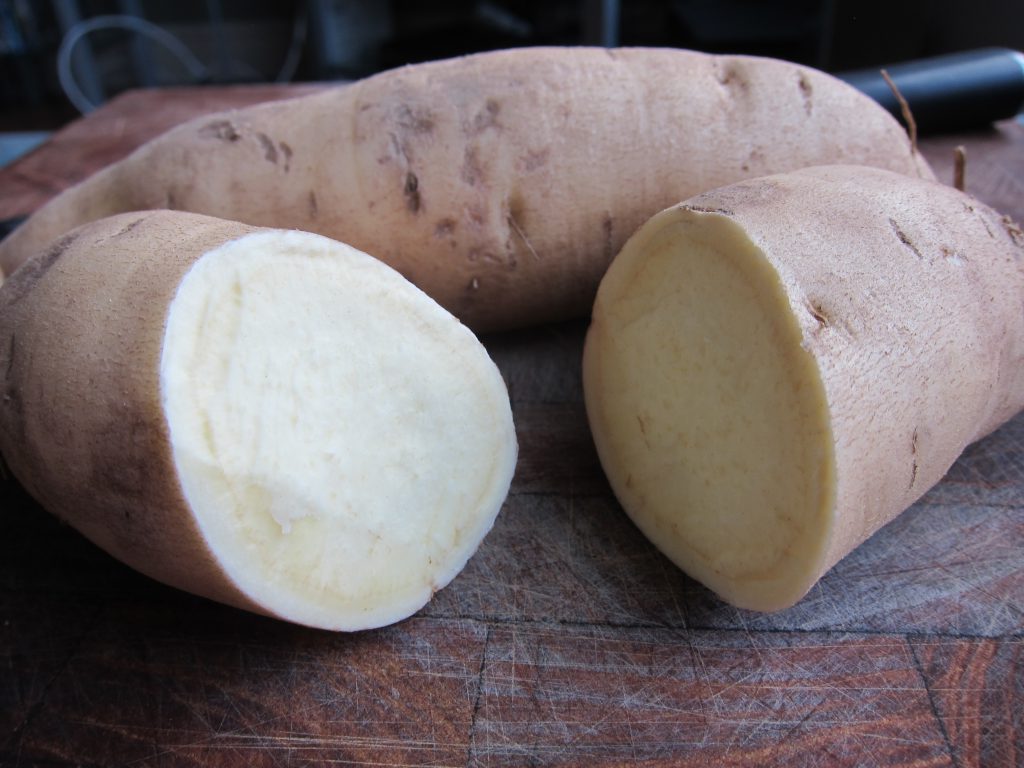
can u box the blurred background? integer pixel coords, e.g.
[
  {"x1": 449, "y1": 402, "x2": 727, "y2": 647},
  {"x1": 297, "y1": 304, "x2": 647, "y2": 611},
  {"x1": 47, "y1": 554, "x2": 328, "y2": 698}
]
[{"x1": 1, "y1": 0, "x2": 1023, "y2": 164}]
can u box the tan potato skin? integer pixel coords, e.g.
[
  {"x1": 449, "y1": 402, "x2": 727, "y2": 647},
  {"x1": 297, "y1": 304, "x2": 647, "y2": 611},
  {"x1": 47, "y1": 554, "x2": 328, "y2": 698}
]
[
  {"x1": 584, "y1": 165, "x2": 1024, "y2": 609},
  {"x1": 781, "y1": 169, "x2": 1024, "y2": 580},
  {"x1": 0, "y1": 211, "x2": 268, "y2": 616},
  {"x1": 0, "y1": 47, "x2": 933, "y2": 331}
]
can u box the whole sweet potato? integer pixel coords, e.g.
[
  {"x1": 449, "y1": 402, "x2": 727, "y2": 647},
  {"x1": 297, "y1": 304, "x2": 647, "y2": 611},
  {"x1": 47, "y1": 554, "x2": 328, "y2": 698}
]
[{"x1": 0, "y1": 47, "x2": 932, "y2": 330}]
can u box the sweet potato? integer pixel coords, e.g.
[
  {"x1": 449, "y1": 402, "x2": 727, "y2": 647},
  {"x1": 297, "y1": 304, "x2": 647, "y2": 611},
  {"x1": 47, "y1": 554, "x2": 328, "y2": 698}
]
[
  {"x1": 0, "y1": 47, "x2": 933, "y2": 331},
  {"x1": 583, "y1": 165, "x2": 1024, "y2": 611},
  {"x1": 0, "y1": 210, "x2": 517, "y2": 630}
]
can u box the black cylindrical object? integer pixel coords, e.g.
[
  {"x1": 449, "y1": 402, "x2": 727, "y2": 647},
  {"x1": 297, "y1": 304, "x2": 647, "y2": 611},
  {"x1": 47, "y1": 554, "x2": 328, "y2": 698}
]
[{"x1": 838, "y1": 47, "x2": 1024, "y2": 134}]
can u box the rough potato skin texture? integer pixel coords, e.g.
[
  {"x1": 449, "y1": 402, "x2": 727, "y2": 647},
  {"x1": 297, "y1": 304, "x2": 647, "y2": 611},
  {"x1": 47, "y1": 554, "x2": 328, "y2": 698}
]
[
  {"x1": 0, "y1": 47, "x2": 933, "y2": 331},
  {"x1": 590, "y1": 166, "x2": 1024, "y2": 608},
  {"x1": 759, "y1": 168, "x2": 1024, "y2": 579},
  {"x1": 0, "y1": 211, "x2": 266, "y2": 615}
]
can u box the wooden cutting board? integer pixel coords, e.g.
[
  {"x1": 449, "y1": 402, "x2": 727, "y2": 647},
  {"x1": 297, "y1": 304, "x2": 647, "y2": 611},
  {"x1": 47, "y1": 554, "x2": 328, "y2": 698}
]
[{"x1": 1, "y1": 84, "x2": 1021, "y2": 767}]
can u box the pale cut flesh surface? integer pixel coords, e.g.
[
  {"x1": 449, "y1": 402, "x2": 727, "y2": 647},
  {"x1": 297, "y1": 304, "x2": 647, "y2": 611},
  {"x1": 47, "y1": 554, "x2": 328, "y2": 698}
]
[
  {"x1": 584, "y1": 214, "x2": 835, "y2": 610},
  {"x1": 161, "y1": 230, "x2": 517, "y2": 630}
]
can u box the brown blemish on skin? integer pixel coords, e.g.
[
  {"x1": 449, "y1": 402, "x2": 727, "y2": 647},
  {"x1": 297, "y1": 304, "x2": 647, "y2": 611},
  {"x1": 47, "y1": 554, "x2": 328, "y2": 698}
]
[
  {"x1": 1001, "y1": 215, "x2": 1024, "y2": 248},
  {"x1": 112, "y1": 214, "x2": 149, "y2": 240},
  {"x1": 797, "y1": 71, "x2": 813, "y2": 115},
  {"x1": 467, "y1": 206, "x2": 486, "y2": 228},
  {"x1": 91, "y1": 404, "x2": 159, "y2": 505},
  {"x1": 404, "y1": 172, "x2": 421, "y2": 213},
  {"x1": 468, "y1": 248, "x2": 501, "y2": 265},
  {"x1": 92, "y1": 213, "x2": 154, "y2": 249},
  {"x1": 940, "y1": 245, "x2": 966, "y2": 265},
  {"x1": 889, "y1": 218, "x2": 923, "y2": 259},
  {"x1": 807, "y1": 299, "x2": 829, "y2": 328},
  {"x1": 279, "y1": 141, "x2": 293, "y2": 171},
  {"x1": 383, "y1": 108, "x2": 434, "y2": 196},
  {"x1": 636, "y1": 414, "x2": 652, "y2": 449},
  {"x1": 910, "y1": 429, "x2": 919, "y2": 488},
  {"x1": 387, "y1": 132, "x2": 411, "y2": 169},
  {"x1": 520, "y1": 148, "x2": 550, "y2": 172},
  {"x1": 32, "y1": 231, "x2": 78, "y2": 276},
  {"x1": 308, "y1": 190, "x2": 319, "y2": 219},
  {"x1": 741, "y1": 148, "x2": 766, "y2": 174},
  {"x1": 461, "y1": 147, "x2": 484, "y2": 186},
  {"x1": 716, "y1": 61, "x2": 748, "y2": 90},
  {"x1": 199, "y1": 119, "x2": 240, "y2": 142},
  {"x1": 434, "y1": 218, "x2": 456, "y2": 238},
  {"x1": 962, "y1": 202, "x2": 995, "y2": 239},
  {"x1": 472, "y1": 99, "x2": 501, "y2": 133},
  {"x1": 396, "y1": 104, "x2": 435, "y2": 134},
  {"x1": 256, "y1": 133, "x2": 278, "y2": 164},
  {"x1": 506, "y1": 194, "x2": 537, "y2": 262},
  {"x1": 682, "y1": 205, "x2": 734, "y2": 216}
]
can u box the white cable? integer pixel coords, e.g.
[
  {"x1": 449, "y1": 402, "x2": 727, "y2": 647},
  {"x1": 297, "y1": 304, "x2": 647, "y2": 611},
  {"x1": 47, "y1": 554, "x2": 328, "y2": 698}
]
[{"x1": 58, "y1": 14, "x2": 209, "y2": 114}]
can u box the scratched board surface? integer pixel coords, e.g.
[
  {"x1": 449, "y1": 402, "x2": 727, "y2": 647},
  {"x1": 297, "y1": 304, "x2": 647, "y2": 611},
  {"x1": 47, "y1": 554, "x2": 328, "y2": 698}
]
[{"x1": 1, "y1": 85, "x2": 1021, "y2": 767}]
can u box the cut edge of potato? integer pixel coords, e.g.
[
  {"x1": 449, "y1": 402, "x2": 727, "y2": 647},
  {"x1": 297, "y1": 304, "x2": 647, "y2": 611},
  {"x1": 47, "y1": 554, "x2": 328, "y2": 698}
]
[
  {"x1": 159, "y1": 229, "x2": 517, "y2": 630},
  {"x1": 583, "y1": 207, "x2": 836, "y2": 611}
]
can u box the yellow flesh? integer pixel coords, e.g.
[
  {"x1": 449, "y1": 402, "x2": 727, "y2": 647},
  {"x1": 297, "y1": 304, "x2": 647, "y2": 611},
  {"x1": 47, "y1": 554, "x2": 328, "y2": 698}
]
[
  {"x1": 584, "y1": 212, "x2": 834, "y2": 610},
  {"x1": 160, "y1": 231, "x2": 516, "y2": 630}
]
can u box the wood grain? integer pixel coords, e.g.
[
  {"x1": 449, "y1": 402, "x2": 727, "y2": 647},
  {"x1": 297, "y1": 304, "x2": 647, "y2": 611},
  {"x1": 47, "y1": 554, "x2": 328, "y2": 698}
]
[
  {"x1": 14, "y1": 612, "x2": 485, "y2": 766},
  {"x1": 473, "y1": 626, "x2": 952, "y2": 767},
  {"x1": 910, "y1": 638, "x2": 1023, "y2": 768},
  {"x1": 1, "y1": 85, "x2": 1022, "y2": 767}
]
